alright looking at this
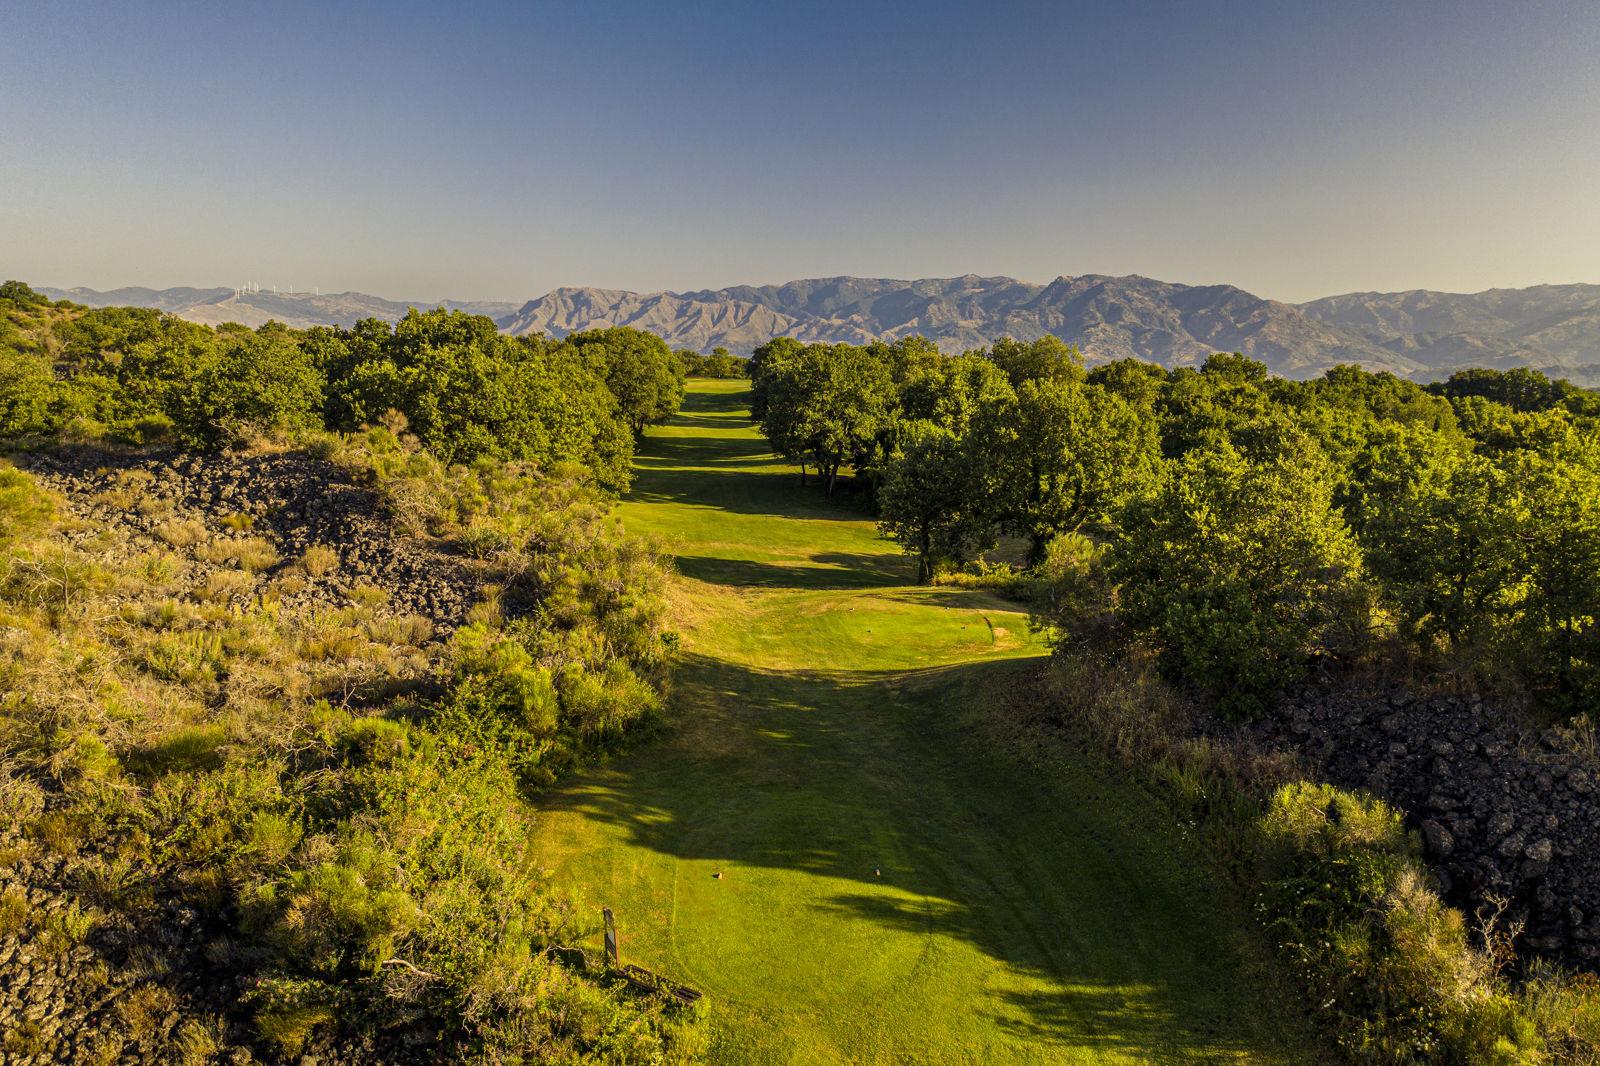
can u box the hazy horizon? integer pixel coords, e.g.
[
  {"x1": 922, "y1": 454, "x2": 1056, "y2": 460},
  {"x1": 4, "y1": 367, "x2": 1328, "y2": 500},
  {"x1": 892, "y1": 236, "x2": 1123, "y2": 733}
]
[
  {"x1": 30, "y1": 271, "x2": 1600, "y2": 310},
  {"x1": 5, "y1": 0, "x2": 1599, "y2": 303}
]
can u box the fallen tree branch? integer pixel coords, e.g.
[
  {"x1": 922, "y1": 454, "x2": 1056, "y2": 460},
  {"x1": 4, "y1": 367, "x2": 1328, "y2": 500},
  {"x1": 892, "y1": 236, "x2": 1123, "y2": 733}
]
[{"x1": 380, "y1": 957, "x2": 439, "y2": 980}]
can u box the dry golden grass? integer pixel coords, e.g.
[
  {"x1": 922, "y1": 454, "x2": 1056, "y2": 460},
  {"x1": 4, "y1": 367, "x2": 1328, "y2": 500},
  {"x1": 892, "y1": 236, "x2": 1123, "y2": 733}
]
[
  {"x1": 194, "y1": 570, "x2": 255, "y2": 602},
  {"x1": 349, "y1": 581, "x2": 389, "y2": 608},
  {"x1": 154, "y1": 518, "x2": 208, "y2": 548},
  {"x1": 297, "y1": 544, "x2": 339, "y2": 577},
  {"x1": 89, "y1": 470, "x2": 155, "y2": 512},
  {"x1": 195, "y1": 536, "x2": 279, "y2": 572},
  {"x1": 135, "y1": 495, "x2": 174, "y2": 519},
  {"x1": 366, "y1": 613, "x2": 434, "y2": 646}
]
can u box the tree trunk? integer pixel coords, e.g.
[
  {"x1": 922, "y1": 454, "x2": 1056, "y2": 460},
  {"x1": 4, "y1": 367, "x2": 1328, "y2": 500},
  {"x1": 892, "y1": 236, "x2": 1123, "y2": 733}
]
[
  {"x1": 799, "y1": 462, "x2": 807, "y2": 487},
  {"x1": 825, "y1": 464, "x2": 838, "y2": 498},
  {"x1": 1026, "y1": 530, "x2": 1049, "y2": 568},
  {"x1": 918, "y1": 528, "x2": 932, "y2": 583}
]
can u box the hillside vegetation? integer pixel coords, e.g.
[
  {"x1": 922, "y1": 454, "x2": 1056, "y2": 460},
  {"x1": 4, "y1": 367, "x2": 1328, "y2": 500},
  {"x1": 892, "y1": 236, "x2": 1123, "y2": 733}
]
[
  {"x1": 0, "y1": 282, "x2": 703, "y2": 1060},
  {"x1": 4, "y1": 277, "x2": 1600, "y2": 1063},
  {"x1": 746, "y1": 333, "x2": 1600, "y2": 1061},
  {"x1": 0, "y1": 280, "x2": 687, "y2": 487}
]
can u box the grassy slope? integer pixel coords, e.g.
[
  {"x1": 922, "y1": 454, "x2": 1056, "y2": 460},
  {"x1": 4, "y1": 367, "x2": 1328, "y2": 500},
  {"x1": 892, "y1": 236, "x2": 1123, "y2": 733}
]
[{"x1": 532, "y1": 380, "x2": 1322, "y2": 1064}]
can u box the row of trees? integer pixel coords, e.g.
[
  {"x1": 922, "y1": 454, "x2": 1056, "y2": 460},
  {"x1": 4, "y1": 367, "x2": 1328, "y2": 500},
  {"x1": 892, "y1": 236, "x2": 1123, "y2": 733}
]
[
  {"x1": 751, "y1": 335, "x2": 1157, "y2": 556},
  {"x1": 751, "y1": 334, "x2": 1600, "y2": 714},
  {"x1": 0, "y1": 283, "x2": 687, "y2": 492},
  {"x1": 674, "y1": 345, "x2": 746, "y2": 379}
]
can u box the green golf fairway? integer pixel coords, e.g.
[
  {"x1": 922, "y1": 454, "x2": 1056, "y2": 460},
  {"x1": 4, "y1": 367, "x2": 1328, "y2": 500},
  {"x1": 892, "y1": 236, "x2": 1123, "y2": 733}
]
[{"x1": 531, "y1": 379, "x2": 1321, "y2": 1063}]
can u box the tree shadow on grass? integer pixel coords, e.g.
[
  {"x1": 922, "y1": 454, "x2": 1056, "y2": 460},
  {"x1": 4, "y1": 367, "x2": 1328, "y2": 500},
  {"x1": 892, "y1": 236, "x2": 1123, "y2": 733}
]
[
  {"x1": 539, "y1": 652, "x2": 1306, "y2": 1061},
  {"x1": 676, "y1": 386, "x2": 752, "y2": 415},
  {"x1": 674, "y1": 551, "x2": 910, "y2": 590},
  {"x1": 876, "y1": 585, "x2": 1034, "y2": 614},
  {"x1": 814, "y1": 889, "x2": 1261, "y2": 1060},
  {"x1": 632, "y1": 434, "x2": 775, "y2": 466},
  {"x1": 662, "y1": 411, "x2": 756, "y2": 431},
  {"x1": 627, "y1": 464, "x2": 875, "y2": 522}
]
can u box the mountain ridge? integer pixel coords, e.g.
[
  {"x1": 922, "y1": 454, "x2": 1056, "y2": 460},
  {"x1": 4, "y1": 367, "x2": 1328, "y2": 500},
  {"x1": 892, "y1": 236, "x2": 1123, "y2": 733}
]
[
  {"x1": 37, "y1": 276, "x2": 1600, "y2": 383},
  {"x1": 39, "y1": 285, "x2": 518, "y2": 330}
]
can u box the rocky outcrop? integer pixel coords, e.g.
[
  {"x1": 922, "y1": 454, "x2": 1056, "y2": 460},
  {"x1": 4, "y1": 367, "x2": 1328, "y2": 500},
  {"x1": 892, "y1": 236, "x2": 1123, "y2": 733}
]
[
  {"x1": 14, "y1": 444, "x2": 483, "y2": 633},
  {"x1": 1245, "y1": 683, "x2": 1600, "y2": 966},
  {"x1": 0, "y1": 446, "x2": 485, "y2": 1062},
  {"x1": 0, "y1": 830, "x2": 428, "y2": 1063},
  {"x1": 0, "y1": 830, "x2": 251, "y2": 1063}
]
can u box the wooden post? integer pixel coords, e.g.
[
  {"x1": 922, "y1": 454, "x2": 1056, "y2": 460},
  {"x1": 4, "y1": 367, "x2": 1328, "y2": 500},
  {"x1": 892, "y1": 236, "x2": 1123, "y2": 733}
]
[{"x1": 602, "y1": 906, "x2": 619, "y2": 968}]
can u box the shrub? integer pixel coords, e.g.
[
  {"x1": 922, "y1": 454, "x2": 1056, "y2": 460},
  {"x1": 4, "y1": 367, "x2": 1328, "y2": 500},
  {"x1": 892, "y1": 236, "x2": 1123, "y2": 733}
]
[
  {"x1": 0, "y1": 885, "x2": 28, "y2": 935},
  {"x1": 197, "y1": 536, "x2": 280, "y2": 573},
  {"x1": 39, "y1": 901, "x2": 97, "y2": 954},
  {"x1": 245, "y1": 977, "x2": 339, "y2": 1056},
  {"x1": 154, "y1": 517, "x2": 208, "y2": 548},
  {"x1": 143, "y1": 632, "x2": 227, "y2": 684},
  {"x1": 1260, "y1": 782, "x2": 1540, "y2": 1061},
  {"x1": 0, "y1": 465, "x2": 55, "y2": 547},
  {"x1": 0, "y1": 350, "x2": 57, "y2": 438},
  {"x1": 337, "y1": 716, "x2": 410, "y2": 766},
  {"x1": 298, "y1": 544, "x2": 339, "y2": 577},
  {"x1": 130, "y1": 724, "x2": 228, "y2": 776},
  {"x1": 194, "y1": 569, "x2": 255, "y2": 602},
  {"x1": 1028, "y1": 532, "x2": 1116, "y2": 647}
]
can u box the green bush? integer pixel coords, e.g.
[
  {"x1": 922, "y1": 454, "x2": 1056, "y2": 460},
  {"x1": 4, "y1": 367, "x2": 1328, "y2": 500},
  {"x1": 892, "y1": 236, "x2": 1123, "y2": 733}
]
[
  {"x1": 173, "y1": 324, "x2": 325, "y2": 446},
  {"x1": 130, "y1": 724, "x2": 229, "y2": 775},
  {"x1": 0, "y1": 349, "x2": 57, "y2": 437},
  {"x1": 1261, "y1": 782, "x2": 1539, "y2": 1062},
  {"x1": 1114, "y1": 446, "x2": 1369, "y2": 715},
  {"x1": 0, "y1": 464, "x2": 55, "y2": 547}
]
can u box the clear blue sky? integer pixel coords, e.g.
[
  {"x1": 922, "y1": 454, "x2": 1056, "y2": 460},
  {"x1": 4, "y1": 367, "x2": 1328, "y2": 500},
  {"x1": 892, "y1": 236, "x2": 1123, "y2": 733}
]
[{"x1": 3, "y1": 0, "x2": 1598, "y2": 302}]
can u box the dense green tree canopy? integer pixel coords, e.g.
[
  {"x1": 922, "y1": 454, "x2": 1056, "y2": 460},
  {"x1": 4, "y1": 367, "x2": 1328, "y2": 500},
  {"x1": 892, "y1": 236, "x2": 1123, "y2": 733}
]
[
  {"x1": 1114, "y1": 446, "x2": 1368, "y2": 715},
  {"x1": 324, "y1": 310, "x2": 637, "y2": 489},
  {"x1": 0, "y1": 296, "x2": 661, "y2": 494},
  {"x1": 675, "y1": 345, "x2": 746, "y2": 378},
  {"x1": 986, "y1": 335, "x2": 1084, "y2": 388},
  {"x1": 987, "y1": 375, "x2": 1159, "y2": 563},
  {"x1": 1347, "y1": 425, "x2": 1518, "y2": 652},
  {"x1": 562, "y1": 326, "x2": 687, "y2": 436},
  {"x1": 744, "y1": 332, "x2": 1600, "y2": 713},
  {"x1": 876, "y1": 421, "x2": 995, "y2": 582},
  {"x1": 753, "y1": 341, "x2": 897, "y2": 496}
]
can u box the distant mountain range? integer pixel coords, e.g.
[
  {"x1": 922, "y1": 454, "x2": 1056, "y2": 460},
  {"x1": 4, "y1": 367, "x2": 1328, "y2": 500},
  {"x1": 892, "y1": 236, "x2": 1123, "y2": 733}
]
[
  {"x1": 38, "y1": 286, "x2": 519, "y2": 330},
  {"x1": 40, "y1": 277, "x2": 1600, "y2": 384}
]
